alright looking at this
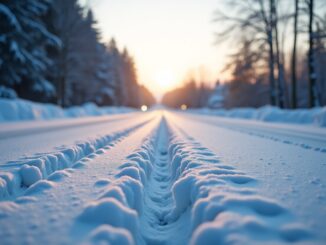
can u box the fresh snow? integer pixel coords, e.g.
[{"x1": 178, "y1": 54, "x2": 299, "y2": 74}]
[{"x1": 0, "y1": 108, "x2": 325, "y2": 245}]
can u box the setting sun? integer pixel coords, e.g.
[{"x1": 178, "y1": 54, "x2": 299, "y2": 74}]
[{"x1": 154, "y1": 70, "x2": 177, "y2": 90}]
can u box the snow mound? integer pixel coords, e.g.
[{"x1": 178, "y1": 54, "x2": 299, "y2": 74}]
[
  {"x1": 47, "y1": 170, "x2": 71, "y2": 182},
  {"x1": 0, "y1": 98, "x2": 135, "y2": 122},
  {"x1": 94, "y1": 178, "x2": 112, "y2": 188},
  {"x1": 101, "y1": 176, "x2": 144, "y2": 214},
  {"x1": 20, "y1": 164, "x2": 42, "y2": 186},
  {"x1": 79, "y1": 198, "x2": 138, "y2": 234},
  {"x1": 116, "y1": 166, "x2": 147, "y2": 185},
  {"x1": 24, "y1": 180, "x2": 56, "y2": 196},
  {"x1": 87, "y1": 225, "x2": 135, "y2": 245},
  {"x1": 191, "y1": 106, "x2": 326, "y2": 127}
]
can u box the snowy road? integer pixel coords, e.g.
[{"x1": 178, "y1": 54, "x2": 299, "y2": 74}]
[{"x1": 0, "y1": 110, "x2": 325, "y2": 245}]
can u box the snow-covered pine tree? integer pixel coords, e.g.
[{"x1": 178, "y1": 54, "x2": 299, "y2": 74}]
[
  {"x1": 121, "y1": 48, "x2": 140, "y2": 107},
  {"x1": 0, "y1": 0, "x2": 60, "y2": 101},
  {"x1": 46, "y1": 0, "x2": 102, "y2": 106},
  {"x1": 106, "y1": 38, "x2": 126, "y2": 106},
  {"x1": 94, "y1": 43, "x2": 116, "y2": 106},
  {"x1": 75, "y1": 9, "x2": 101, "y2": 104}
]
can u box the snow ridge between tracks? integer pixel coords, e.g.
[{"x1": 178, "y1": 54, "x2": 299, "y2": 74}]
[{"x1": 78, "y1": 119, "x2": 158, "y2": 245}]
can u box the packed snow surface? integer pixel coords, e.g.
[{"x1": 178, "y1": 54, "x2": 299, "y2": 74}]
[{"x1": 0, "y1": 109, "x2": 325, "y2": 245}]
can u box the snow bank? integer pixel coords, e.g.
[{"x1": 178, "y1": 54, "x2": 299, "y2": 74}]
[
  {"x1": 0, "y1": 98, "x2": 135, "y2": 122},
  {"x1": 190, "y1": 106, "x2": 326, "y2": 127},
  {"x1": 166, "y1": 123, "x2": 315, "y2": 244}
]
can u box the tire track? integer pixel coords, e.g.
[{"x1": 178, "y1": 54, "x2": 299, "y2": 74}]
[
  {"x1": 0, "y1": 118, "x2": 153, "y2": 200},
  {"x1": 163, "y1": 120, "x2": 316, "y2": 244},
  {"x1": 6, "y1": 114, "x2": 317, "y2": 244},
  {"x1": 78, "y1": 116, "x2": 317, "y2": 244},
  {"x1": 140, "y1": 117, "x2": 176, "y2": 245}
]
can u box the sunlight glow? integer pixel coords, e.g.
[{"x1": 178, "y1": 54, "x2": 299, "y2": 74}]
[
  {"x1": 90, "y1": 0, "x2": 229, "y2": 99},
  {"x1": 154, "y1": 70, "x2": 177, "y2": 90}
]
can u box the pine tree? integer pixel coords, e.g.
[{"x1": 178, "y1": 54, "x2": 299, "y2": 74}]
[
  {"x1": 0, "y1": 0, "x2": 60, "y2": 101},
  {"x1": 121, "y1": 48, "x2": 140, "y2": 107},
  {"x1": 94, "y1": 43, "x2": 116, "y2": 106},
  {"x1": 46, "y1": 0, "x2": 102, "y2": 106}
]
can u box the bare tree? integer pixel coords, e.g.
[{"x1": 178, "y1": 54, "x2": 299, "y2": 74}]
[
  {"x1": 272, "y1": 0, "x2": 286, "y2": 108},
  {"x1": 307, "y1": 0, "x2": 319, "y2": 107},
  {"x1": 213, "y1": 0, "x2": 279, "y2": 106},
  {"x1": 266, "y1": 0, "x2": 278, "y2": 106},
  {"x1": 291, "y1": 0, "x2": 299, "y2": 108}
]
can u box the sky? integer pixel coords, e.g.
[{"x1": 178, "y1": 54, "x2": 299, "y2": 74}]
[{"x1": 84, "y1": 0, "x2": 229, "y2": 99}]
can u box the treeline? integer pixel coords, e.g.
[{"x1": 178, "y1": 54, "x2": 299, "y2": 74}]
[
  {"x1": 162, "y1": 80, "x2": 213, "y2": 108},
  {"x1": 0, "y1": 0, "x2": 155, "y2": 107},
  {"x1": 214, "y1": 0, "x2": 326, "y2": 108},
  {"x1": 162, "y1": 0, "x2": 326, "y2": 109}
]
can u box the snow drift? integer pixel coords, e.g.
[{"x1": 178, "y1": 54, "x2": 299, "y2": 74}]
[{"x1": 0, "y1": 98, "x2": 135, "y2": 121}]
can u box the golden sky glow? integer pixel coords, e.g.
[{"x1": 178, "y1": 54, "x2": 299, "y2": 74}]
[{"x1": 85, "y1": 0, "x2": 230, "y2": 99}]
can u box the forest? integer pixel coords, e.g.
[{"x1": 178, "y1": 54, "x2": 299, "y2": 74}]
[
  {"x1": 0, "y1": 0, "x2": 325, "y2": 110},
  {"x1": 163, "y1": 0, "x2": 326, "y2": 109},
  {"x1": 0, "y1": 0, "x2": 156, "y2": 108}
]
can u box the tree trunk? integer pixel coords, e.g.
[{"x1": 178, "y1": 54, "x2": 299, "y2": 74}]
[
  {"x1": 268, "y1": 0, "x2": 277, "y2": 106},
  {"x1": 58, "y1": 39, "x2": 67, "y2": 108},
  {"x1": 308, "y1": 0, "x2": 318, "y2": 107},
  {"x1": 291, "y1": 0, "x2": 298, "y2": 108},
  {"x1": 273, "y1": 0, "x2": 285, "y2": 108}
]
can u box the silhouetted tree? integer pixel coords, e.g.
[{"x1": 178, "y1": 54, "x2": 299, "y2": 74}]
[{"x1": 162, "y1": 79, "x2": 213, "y2": 108}]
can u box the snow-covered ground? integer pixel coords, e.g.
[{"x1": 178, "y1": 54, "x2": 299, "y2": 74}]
[
  {"x1": 0, "y1": 109, "x2": 325, "y2": 244},
  {"x1": 190, "y1": 106, "x2": 326, "y2": 127}
]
